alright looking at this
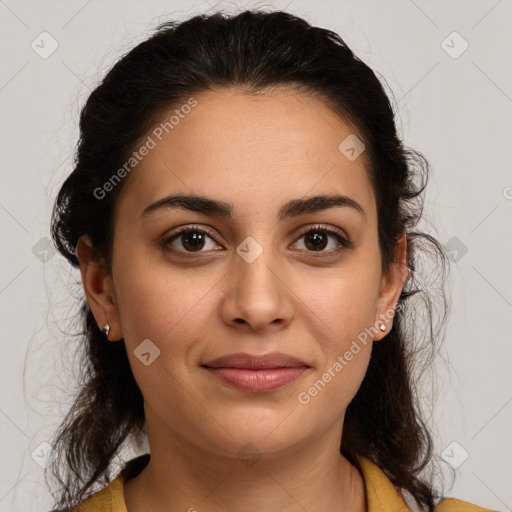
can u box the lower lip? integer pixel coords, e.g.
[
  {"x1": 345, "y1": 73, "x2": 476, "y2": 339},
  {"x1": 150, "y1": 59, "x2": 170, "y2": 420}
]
[{"x1": 203, "y1": 366, "x2": 308, "y2": 392}]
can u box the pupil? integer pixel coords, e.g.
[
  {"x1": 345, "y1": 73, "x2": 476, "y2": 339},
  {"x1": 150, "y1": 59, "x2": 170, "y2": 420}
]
[
  {"x1": 307, "y1": 232, "x2": 327, "y2": 251},
  {"x1": 184, "y1": 232, "x2": 204, "y2": 250}
]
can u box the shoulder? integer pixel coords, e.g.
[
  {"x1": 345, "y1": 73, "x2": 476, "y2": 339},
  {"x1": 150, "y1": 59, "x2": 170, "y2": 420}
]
[
  {"x1": 69, "y1": 477, "x2": 126, "y2": 512},
  {"x1": 354, "y1": 454, "x2": 496, "y2": 512},
  {"x1": 434, "y1": 497, "x2": 498, "y2": 512},
  {"x1": 68, "y1": 455, "x2": 149, "y2": 512}
]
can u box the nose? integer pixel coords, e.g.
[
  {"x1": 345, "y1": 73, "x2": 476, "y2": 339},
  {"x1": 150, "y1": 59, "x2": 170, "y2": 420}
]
[{"x1": 219, "y1": 239, "x2": 294, "y2": 333}]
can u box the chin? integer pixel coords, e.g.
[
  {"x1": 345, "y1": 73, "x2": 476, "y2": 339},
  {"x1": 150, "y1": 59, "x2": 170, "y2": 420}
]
[{"x1": 193, "y1": 416, "x2": 314, "y2": 462}]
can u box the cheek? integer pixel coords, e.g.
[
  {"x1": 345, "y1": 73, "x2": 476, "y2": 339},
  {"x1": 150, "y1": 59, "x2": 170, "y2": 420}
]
[
  {"x1": 112, "y1": 259, "x2": 218, "y2": 349},
  {"x1": 293, "y1": 282, "x2": 377, "y2": 421},
  {"x1": 292, "y1": 263, "x2": 380, "y2": 409},
  {"x1": 111, "y1": 218, "x2": 220, "y2": 341},
  {"x1": 301, "y1": 265, "x2": 381, "y2": 344},
  {"x1": 297, "y1": 343, "x2": 372, "y2": 415},
  {"x1": 110, "y1": 256, "x2": 221, "y2": 414}
]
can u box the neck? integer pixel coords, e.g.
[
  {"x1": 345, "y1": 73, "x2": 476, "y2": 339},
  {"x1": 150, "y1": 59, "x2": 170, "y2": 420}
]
[{"x1": 124, "y1": 417, "x2": 367, "y2": 512}]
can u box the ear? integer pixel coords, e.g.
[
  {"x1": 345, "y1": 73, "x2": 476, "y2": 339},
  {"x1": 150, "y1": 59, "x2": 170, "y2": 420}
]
[
  {"x1": 373, "y1": 232, "x2": 408, "y2": 341},
  {"x1": 76, "y1": 236, "x2": 122, "y2": 341}
]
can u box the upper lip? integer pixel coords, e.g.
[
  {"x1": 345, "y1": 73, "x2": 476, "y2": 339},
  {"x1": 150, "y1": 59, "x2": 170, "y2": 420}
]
[{"x1": 202, "y1": 352, "x2": 309, "y2": 369}]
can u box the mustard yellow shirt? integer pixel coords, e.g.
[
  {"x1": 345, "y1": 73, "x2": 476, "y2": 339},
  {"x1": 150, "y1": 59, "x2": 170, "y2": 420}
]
[{"x1": 74, "y1": 455, "x2": 496, "y2": 512}]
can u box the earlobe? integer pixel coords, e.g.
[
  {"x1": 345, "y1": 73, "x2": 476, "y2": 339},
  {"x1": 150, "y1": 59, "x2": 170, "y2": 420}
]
[
  {"x1": 374, "y1": 232, "x2": 408, "y2": 341},
  {"x1": 76, "y1": 236, "x2": 122, "y2": 341}
]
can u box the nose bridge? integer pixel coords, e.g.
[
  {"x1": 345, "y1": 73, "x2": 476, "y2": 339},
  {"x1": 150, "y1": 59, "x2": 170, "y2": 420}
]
[
  {"x1": 234, "y1": 233, "x2": 279, "y2": 292},
  {"x1": 222, "y1": 231, "x2": 293, "y2": 328}
]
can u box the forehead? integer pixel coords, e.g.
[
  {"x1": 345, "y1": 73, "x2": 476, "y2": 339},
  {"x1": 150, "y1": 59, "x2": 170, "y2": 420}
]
[{"x1": 116, "y1": 87, "x2": 376, "y2": 221}]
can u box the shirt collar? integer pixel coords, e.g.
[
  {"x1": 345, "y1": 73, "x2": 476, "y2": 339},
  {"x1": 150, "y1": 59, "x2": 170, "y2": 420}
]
[
  {"x1": 354, "y1": 454, "x2": 410, "y2": 512},
  {"x1": 84, "y1": 454, "x2": 411, "y2": 512}
]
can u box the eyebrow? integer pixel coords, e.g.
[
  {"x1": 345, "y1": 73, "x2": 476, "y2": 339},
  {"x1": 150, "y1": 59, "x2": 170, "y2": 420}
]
[{"x1": 141, "y1": 193, "x2": 366, "y2": 221}]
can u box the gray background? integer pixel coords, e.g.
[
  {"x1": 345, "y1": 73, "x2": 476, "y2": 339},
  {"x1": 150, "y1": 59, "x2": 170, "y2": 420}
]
[{"x1": 0, "y1": 0, "x2": 511, "y2": 510}]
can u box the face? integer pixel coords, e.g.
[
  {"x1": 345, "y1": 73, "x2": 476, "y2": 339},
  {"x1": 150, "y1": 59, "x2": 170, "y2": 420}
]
[{"x1": 81, "y1": 86, "x2": 406, "y2": 462}]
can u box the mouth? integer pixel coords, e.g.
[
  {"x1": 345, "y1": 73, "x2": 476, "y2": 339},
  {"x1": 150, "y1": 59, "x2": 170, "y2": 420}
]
[{"x1": 201, "y1": 352, "x2": 310, "y2": 393}]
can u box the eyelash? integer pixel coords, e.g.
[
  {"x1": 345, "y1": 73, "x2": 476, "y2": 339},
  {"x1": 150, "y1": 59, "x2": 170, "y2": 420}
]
[{"x1": 161, "y1": 223, "x2": 353, "y2": 259}]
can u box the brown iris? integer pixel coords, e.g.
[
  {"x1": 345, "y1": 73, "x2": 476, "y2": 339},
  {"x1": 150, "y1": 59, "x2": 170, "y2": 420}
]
[
  {"x1": 304, "y1": 232, "x2": 328, "y2": 251},
  {"x1": 180, "y1": 231, "x2": 206, "y2": 251}
]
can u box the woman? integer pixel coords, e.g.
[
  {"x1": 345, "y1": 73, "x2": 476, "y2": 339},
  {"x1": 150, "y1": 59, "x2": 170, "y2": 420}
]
[{"x1": 48, "y1": 9, "x2": 494, "y2": 512}]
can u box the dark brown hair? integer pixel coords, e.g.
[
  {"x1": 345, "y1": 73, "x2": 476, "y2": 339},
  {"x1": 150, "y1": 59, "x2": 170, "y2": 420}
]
[{"x1": 49, "y1": 8, "x2": 448, "y2": 510}]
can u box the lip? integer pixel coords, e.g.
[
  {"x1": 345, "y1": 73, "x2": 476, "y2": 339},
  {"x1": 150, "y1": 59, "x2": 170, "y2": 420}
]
[
  {"x1": 202, "y1": 352, "x2": 310, "y2": 392},
  {"x1": 203, "y1": 352, "x2": 308, "y2": 369}
]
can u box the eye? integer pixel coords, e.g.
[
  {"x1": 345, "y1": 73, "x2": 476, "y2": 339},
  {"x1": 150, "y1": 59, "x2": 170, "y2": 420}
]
[
  {"x1": 291, "y1": 224, "x2": 352, "y2": 255},
  {"x1": 162, "y1": 223, "x2": 353, "y2": 258},
  {"x1": 163, "y1": 225, "x2": 222, "y2": 257}
]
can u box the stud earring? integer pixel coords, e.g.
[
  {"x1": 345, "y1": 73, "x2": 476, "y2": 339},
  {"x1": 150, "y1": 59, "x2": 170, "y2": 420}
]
[
  {"x1": 101, "y1": 323, "x2": 110, "y2": 338},
  {"x1": 379, "y1": 323, "x2": 386, "y2": 332}
]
